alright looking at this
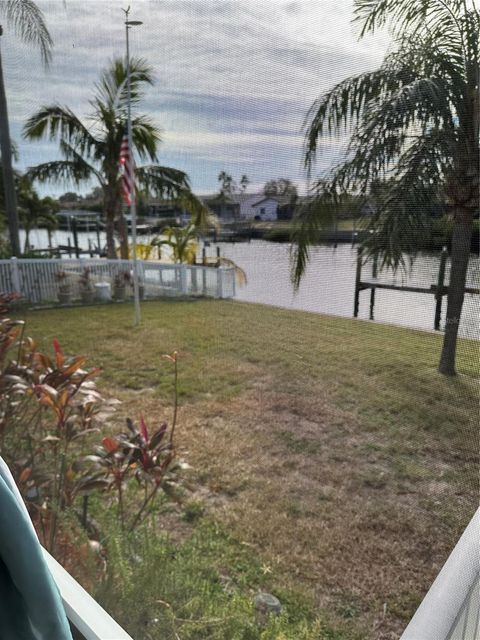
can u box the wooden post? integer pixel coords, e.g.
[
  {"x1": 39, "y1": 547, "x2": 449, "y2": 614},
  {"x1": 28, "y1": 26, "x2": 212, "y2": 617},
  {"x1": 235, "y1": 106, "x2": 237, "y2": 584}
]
[
  {"x1": 202, "y1": 247, "x2": 207, "y2": 294},
  {"x1": 216, "y1": 245, "x2": 220, "y2": 266},
  {"x1": 354, "y1": 246, "x2": 362, "y2": 318},
  {"x1": 96, "y1": 218, "x2": 101, "y2": 254},
  {"x1": 67, "y1": 237, "x2": 72, "y2": 258},
  {"x1": 434, "y1": 246, "x2": 448, "y2": 331},
  {"x1": 72, "y1": 218, "x2": 80, "y2": 258},
  {"x1": 369, "y1": 253, "x2": 378, "y2": 320}
]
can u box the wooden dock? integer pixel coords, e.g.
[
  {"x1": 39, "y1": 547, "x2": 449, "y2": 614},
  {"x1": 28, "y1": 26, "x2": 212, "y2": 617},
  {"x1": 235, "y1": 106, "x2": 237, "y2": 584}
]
[{"x1": 354, "y1": 247, "x2": 479, "y2": 330}]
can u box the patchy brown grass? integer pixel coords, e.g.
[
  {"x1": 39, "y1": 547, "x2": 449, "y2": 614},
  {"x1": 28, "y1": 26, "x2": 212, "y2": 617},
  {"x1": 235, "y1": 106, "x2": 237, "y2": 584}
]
[
  {"x1": 22, "y1": 299, "x2": 479, "y2": 638},
  {"x1": 160, "y1": 389, "x2": 473, "y2": 639}
]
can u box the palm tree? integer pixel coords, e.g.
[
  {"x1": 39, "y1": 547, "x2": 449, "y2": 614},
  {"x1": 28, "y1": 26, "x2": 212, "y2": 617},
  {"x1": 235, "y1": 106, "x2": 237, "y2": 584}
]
[
  {"x1": 152, "y1": 223, "x2": 199, "y2": 264},
  {"x1": 17, "y1": 177, "x2": 58, "y2": 252},
  {"x1": 0, "y1": 1, "x2": 52, "y2": 256},
  {"x1": 152, "y1": 223, "x2": 247, "y2": 286},
  {"x1": 292, "y1": 0, "x2": 479, "y2": 376},
  {"x1": 218, "y1": 171, "x2": 235, "y2": 197},
  {"x1": 240, "y1": 174, "x2": 250, "y2": 193},
  {"x1": 23, "y1": 58, "x2": 211, "y2": 259}
]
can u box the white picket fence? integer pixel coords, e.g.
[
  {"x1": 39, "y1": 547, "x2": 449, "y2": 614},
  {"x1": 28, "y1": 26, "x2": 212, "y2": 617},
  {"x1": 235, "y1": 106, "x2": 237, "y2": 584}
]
[{"x1": 0, "y1": 258, "x2": 236, "y2": 305}]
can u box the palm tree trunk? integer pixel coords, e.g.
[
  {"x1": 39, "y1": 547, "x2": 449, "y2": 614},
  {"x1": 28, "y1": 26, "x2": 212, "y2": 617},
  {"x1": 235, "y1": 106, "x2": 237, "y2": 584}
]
[
  {"x1": 438, "y1": 208, "x2": 473, "y2": 376},
  {"x1": 105, "y1": 210, "x2": 116, "y2": 258},
  {"x1": 0, "y1": 41, "x2": 20, "y2": 257}
]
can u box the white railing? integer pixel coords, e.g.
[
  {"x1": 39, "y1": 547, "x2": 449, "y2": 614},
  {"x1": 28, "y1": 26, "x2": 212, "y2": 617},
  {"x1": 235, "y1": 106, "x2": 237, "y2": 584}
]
[
  {"x1": 42, "y1": 548, "x2": 133, "y2": 640},
  {"x1": 401, "y1": 508, "x2": 480, "y2": 640},
  {"x1": 0, "y1": 455, "x2": 132, "y2": 639},
  {"x1": 0, "y1": 258, "x2": 235, "y2": 304}
]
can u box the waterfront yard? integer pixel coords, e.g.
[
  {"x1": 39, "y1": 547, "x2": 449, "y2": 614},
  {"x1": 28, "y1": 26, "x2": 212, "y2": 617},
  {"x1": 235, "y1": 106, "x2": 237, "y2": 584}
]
[{"x1": 22, "y1": 300, "x2": 479, "y2": 639}]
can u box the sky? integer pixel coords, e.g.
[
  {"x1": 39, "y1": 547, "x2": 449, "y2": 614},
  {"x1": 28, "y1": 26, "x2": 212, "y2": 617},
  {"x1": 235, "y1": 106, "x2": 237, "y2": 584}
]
[{"x1": 3, "y1": 0, "x2": 391, "y2": 197}]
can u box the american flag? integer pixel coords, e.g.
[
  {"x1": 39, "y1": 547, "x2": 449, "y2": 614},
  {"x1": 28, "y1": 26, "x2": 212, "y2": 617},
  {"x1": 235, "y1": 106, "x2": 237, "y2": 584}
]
[{"x1": 119, "y1": 129, "x2": 134, "y2": 205}]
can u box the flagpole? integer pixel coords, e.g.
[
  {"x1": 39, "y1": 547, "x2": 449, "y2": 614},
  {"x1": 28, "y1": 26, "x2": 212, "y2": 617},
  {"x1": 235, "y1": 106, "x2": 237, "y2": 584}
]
[{"x1": 124, "y1": 7, "x2": 142, "y2": 326}]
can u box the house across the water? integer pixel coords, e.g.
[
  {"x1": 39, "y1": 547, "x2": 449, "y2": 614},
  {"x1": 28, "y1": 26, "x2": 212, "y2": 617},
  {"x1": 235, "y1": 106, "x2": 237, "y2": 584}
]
[{"x1": 200, "y1": 193, "x2": 297, "y2": 222}]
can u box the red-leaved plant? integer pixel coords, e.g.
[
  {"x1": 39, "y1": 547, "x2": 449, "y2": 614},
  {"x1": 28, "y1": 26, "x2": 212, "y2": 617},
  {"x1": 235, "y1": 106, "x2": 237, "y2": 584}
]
[
  {"x1": 82, "y1": 350, "x2": 184, "y2": 531},
  {"x1": 0, "y1": 321, "x2": 104, "y2": 552}
]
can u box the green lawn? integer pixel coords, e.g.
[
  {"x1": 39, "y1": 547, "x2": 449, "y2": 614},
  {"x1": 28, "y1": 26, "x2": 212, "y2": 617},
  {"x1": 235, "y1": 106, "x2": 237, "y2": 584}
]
[{"x1": 19, "y1": 299, "x2": 479, "y2": 639}]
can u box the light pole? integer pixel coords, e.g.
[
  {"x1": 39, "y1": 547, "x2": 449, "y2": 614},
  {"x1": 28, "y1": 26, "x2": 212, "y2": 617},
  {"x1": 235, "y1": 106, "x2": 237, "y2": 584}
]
[{"x1": 124, "y1": 7, "x2": 142, "y2": 326}]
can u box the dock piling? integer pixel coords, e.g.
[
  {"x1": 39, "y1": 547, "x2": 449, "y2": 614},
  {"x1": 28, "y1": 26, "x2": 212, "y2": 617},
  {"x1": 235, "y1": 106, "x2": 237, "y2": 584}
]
[
  {"x1": 72, "y1": 218, "x2": 80, "y2": 258},
  {"x1": 96, "y1": 218, "x2": 101, "y2": 253},
  {"x1": 353, "y1": 247, "x2": 476, "y2": 326},
  {"x1": 202, "y1": 248, "x2": 207, "y2": 294}
]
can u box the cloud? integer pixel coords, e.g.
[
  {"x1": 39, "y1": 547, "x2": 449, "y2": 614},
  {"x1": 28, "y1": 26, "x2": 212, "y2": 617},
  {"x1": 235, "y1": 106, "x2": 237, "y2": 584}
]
[{"x1": 3, "y1": 0, "x2": 391, "y2": 195}]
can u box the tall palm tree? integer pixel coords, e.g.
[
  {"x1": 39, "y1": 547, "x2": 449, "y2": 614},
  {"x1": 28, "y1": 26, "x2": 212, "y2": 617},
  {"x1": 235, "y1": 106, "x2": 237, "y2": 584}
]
[
  {"x1": 24, "y1": 58, "x2": 211, "y2": 258},
  {"x1": 0, "y1": 0, "x2": 52, "y2": 256},
  {"x1": 292, "y1": 0, "x2": 479, "y2": 376}
]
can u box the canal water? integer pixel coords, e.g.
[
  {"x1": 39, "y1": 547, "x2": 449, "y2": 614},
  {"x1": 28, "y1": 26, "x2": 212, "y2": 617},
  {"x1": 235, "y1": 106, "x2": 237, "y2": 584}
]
[
  {"x1": 215, "y1": 240, "x2": 479, "y2": 340},
  {"x1": 20, "y1": 230, "x2": 480, "y2": 339}
]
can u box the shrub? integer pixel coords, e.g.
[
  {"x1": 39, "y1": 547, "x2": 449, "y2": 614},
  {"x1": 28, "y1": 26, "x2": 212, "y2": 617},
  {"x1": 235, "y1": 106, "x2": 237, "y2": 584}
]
[{"x1": 0, "y1": 320, "x2": 185, "y2": 551}]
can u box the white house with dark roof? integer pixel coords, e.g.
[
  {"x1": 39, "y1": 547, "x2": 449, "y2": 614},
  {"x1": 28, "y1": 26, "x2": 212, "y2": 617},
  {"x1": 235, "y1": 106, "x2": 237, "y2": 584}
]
[
  {"x1": 231, "y1": 193, "x2": 264, "y2": 219},
  {"x1": 248, "y1": 196, "x2": 280, "y2": 221},
  {"x1": 200, "y1": 193, "x2": 297, "y2": 222},
  {"x1": 231, "y1": 193, "x2": 285, "y2": 221}
]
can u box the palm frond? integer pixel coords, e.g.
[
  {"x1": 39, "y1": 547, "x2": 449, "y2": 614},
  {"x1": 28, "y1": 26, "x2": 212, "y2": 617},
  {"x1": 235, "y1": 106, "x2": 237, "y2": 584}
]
[
  {"x1": 23, "y1": 105, "x2": 99, "y2": 159},
  {"x1": 136, "y1": 165, "x2": 190, "y2": 198},
  {"x1": 175, "y1": 190, "x2": 217, "y2": 231},
  {"x1": 304, "y1": 32, "x2": 464, "y2": 175},
  {"x1": 361, "y1": 130, "x2": 450, "y2": 268},
  {"x1": 217, "y1": 258, "x2": 248, "y2": 286},
  {"x1": 151, "y1": 224, "x2": 198, "y2": 264},
  {"x1": 93, "y1": 57, "x2": 154, "y2": 113},
  {"x1": 2, "y1": 0, "x2": 52, "y2": 64},
  {"x1": 354, "y1": 0, "x2": 469, "y2": 38},
  {"x1": 137, "y1": 166, "x2": 215, "y2": 230},
  {"x1": 304, "y1": 67, "x2": 393, "y2": 171},
  {"x1": 132, "y1": 115, "x2": 161, "y2": 163},
  {"x1": 59, "y1": 140, "x2": 104, "y2": 186},
  {"x1": 26, "y1": 160, "x2": 94, "y2": 186},
  {"x1": 290, "y1": 190, "x2": 338, "y2": 289}
]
